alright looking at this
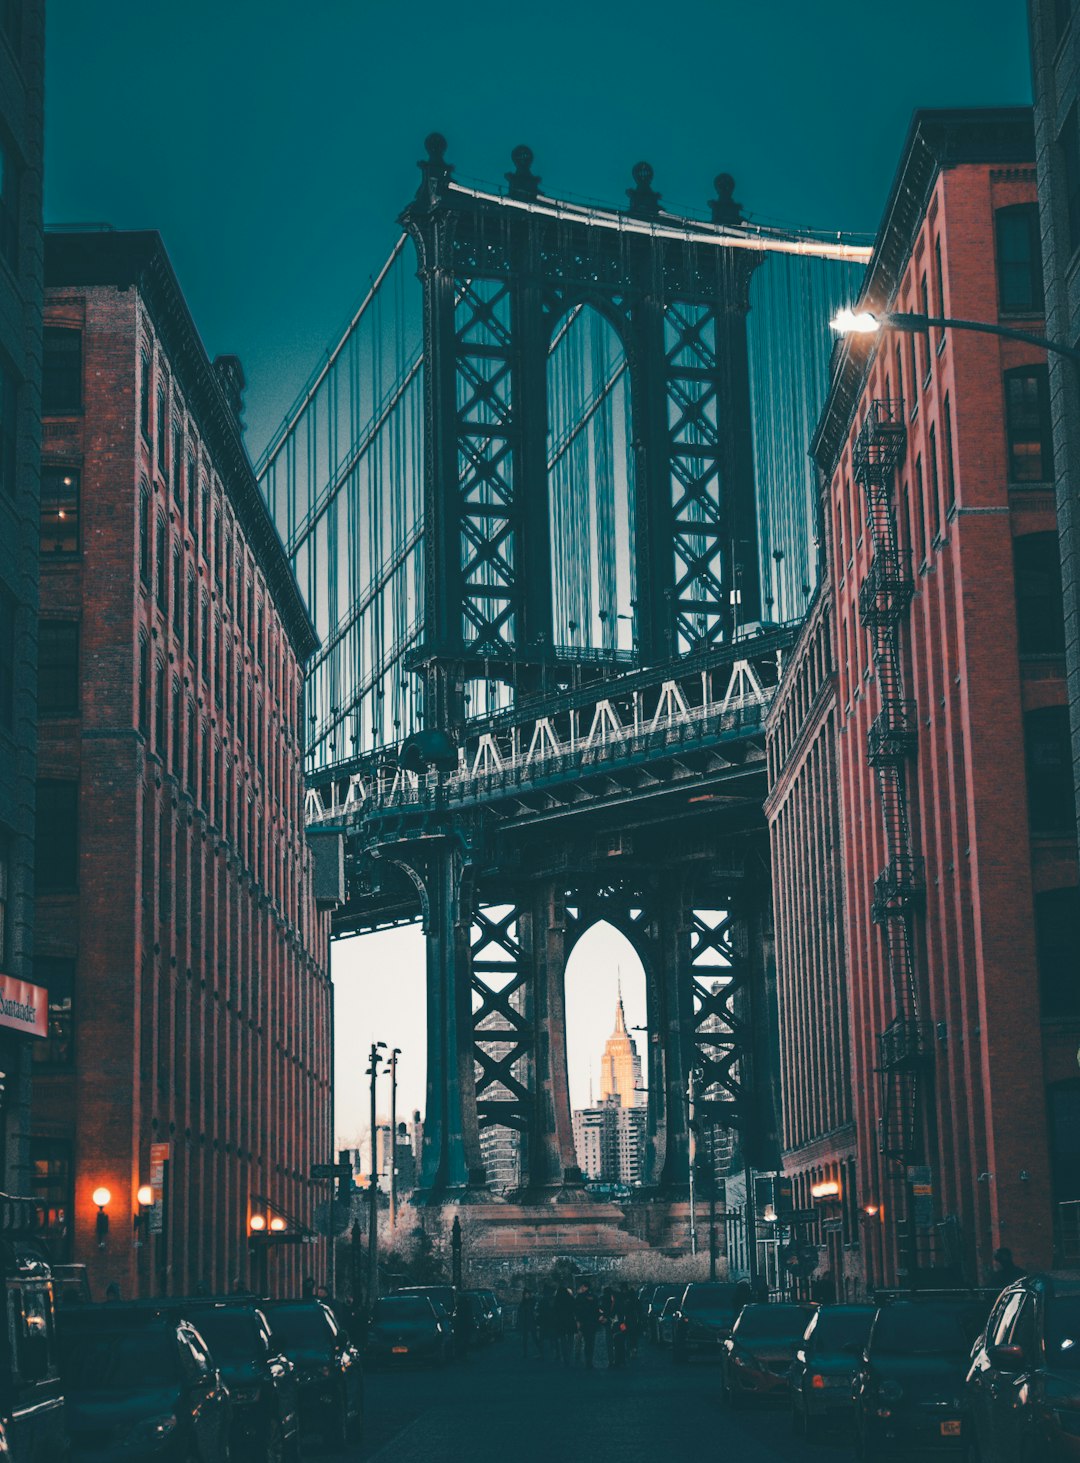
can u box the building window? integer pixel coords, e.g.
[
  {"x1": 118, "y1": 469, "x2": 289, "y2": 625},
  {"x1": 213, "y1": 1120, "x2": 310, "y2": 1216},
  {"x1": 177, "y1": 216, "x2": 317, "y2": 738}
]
[
  {"x1": 213, "y1": 509, "x2": 222, "y2": 582},
  {"x1": 138, "y1": 635, "x2": 149, "y2": 735},
  {"x1": 200, "y1": 596, "x2": 209, "y2": 684},
  {"x1": 172, "y1": 426, "x2": 184, "y2": 505},
  {"x1": 155, "y1": 515, "x2": 167, "y2": 613},
  {"x1": 996, "y1": 205, "x2": 1043, "y2": 313},
  {"x1": 0, "y1": 134, "x2": 19, "y2": 270},
  {"x1": 187, "y1": 574, "x2": 197, "y2": 671},
  {"x1": 1025, "y1": 706, "x2": 1073, "y2": 834},
  {"x1": 171, "y1": 676, "x2": 182, "y2": 774},
  {"x1": 943, "y1": 395, "x2": 956, "y2": 513},
  {"x1": 1014, "y1": 533, "x2": 1066, "y2": 656},
  {"x1": 38, "y1": 620, "x2": 79, "y2": 718},
  {"x1": 1005, "y1": 367, "x2": 1054, "y2": 483},
  {"x1": 0, "y1": 356, "x2": 15, "y2": 499},
  {"x1": 908, "y1": 330, "x2": 918, "y2": 412},
  {"x1": 156, "y1": 388, "x2": 167, "y2": 476},
  {"x1": 934, "y1": 238, "x2": 945, "y2": 323},
  {"x1": 171, "y1": 544, "x2": 182, "y2": 638},
  {"x1": 0, "y1": 586, "x2": 13, "y2": 731},
  {"x1": 0, "y1": 828, "x2": 9, "y2": 968},
  {"x1": 1037, "y1": 887, "x2": 1080, "y2": 1017},
  {"x1": 928, "y1": 423, "x2": 941, "y2": 543},
  {"x1": 201, "y1": 484, "x2": 210, "y2": 559},
  {"x1": 154, "y1": 662, "x2": 165, "y2": 755},
  {"x1": 42, "y1": 327, "x2": 83, "y2": 416},
  {"x1": 40, "y1": 467, "x2": 80, "y2": 556},
  {"x1": 224, "y1": 528, "x2": 234, "y2": 605},
  {"x1": 201, "y1": 726, "x2": 210, "y2": 809},
  {"x1": 35, "y1": 781, "x2": 78, "y2": 893},
  {"x1": 187, "y1": 456, "x2": 197, "y2": 531},
  {"x1": 187, "y1": 703, "x2": 197, "y2": 795},
  {"x1": 1060, "y1": 105, "x2": 1080, "y2": 255},
  {"x1": 31, "y1": 958, "x2": 74, "y2": 1067},
  {"x1": 138, "y1": 484, "x2": 150, "y2": 587},
  {"x1": 913, "y1": 454, "x2": 926, "y2": 565},
  {"x1": 30, "y1": 1141, "x2": 73, "y2": 1256},
  {"x1": 140, "y1": 355, "x2": 151, "y2": 442}
]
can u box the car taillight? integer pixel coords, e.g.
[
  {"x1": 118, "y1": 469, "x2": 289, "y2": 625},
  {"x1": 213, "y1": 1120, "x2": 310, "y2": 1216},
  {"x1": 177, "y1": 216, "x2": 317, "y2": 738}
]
[{"x1": 811, "y1": 1374, "x2": 826, "y2": 1390}]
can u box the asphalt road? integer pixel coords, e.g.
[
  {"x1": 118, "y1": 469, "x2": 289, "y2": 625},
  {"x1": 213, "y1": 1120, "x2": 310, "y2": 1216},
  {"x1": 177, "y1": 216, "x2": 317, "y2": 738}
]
[{"x1": 317, "y1": 1335, "x2": 855, "y2": 1463}]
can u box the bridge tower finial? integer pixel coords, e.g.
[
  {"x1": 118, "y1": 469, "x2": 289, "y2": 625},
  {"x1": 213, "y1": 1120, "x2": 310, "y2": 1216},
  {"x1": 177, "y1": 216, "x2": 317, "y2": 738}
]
[
  {"x1": 709, "y1": 173, "x2": 743, "y2": 226},
  {"x1": 417, "y1": 132, "x2": 453, "y2": 206},
  {"x1": 506, "y1": 145, "x2": 541, "y2": 200},
  {"x1": 626, "y1": 160, "x2": 661, "y2": 219}
]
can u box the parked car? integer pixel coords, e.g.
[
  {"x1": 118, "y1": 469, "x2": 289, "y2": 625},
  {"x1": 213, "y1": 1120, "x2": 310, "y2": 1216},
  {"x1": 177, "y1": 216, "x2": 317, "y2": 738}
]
[
  {"x1": 461, "y1": 1291, "x2": 498, "y2": 1345},
  {"x1": 57, "y1": 1305, "x2": 231, "y2": 1462},
  {"x1": 789, "y1": 1302, "x2": 875, "y2": 1438},
  {"x1": 852, "y1": 1291, "x2": 995, "y2": 1460},
  {"x1": 262, "y1": 1300, "x2": 362, "y2": 1451},
  {"x1": 0, "y1": 1242, "x2": 69, "y2": 1462},
  {"x1": 172, "y1": 1299, "x2": 300, "y2": 1463},
  {"x1": 393, "y1": 1287, "x2": 464, "y2": 1352},
  {"x1": 966, "y1": 1274, "x2": 1080, "y2": 1463},
  {"x1": 721, "y1": 1302, "x2": 819, "y2": 1405},
  {"x1": 671, "y1": 1282, "x2": 741, "y2": 1363},
  {"x1": 646, "y1": 1286, "x2": 683, "y2": 1345},
  {"x1": 50, "y1": 1265, "x2": 92, "y2": 1309},
  {"x1": 656, "y1": 1294, "x2": 681, "y2": 1347},
  {"x1": 364, "y1": 1295, "x2": 452, "y2": 1368}
]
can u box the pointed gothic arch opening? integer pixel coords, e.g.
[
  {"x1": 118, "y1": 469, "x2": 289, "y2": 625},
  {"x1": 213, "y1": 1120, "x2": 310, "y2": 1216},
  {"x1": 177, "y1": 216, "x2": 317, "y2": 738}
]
[
  {"x1": 547, "y1": 304, "x2": 636, "y2": 656},
  {"x1": 563, "y1": 920, "x2": 648, "y2": 1185}
]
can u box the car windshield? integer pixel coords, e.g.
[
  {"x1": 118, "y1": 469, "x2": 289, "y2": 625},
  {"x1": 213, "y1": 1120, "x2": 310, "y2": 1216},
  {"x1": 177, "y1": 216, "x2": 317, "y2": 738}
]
[
  {"x1": 735, "y1": 1305, "x2": 814, "y2": 1341},
  {"x1": 871, "y1": 1301, "x2": 987, "y2": 1356},
  {"x1": 1047, "y1": 1296, "x2": 1080, "y2": 1370},
  {"x1": 683, "y1": 1286, "x2": 739, "y2": 1315},
  {"x1": 265, "y1": 1306, "x2": 334, "y2": 1349},
  {"x1": 401, "y1": 1288, "x2": 454, "y2": 1310},
  {"x1": 59, "y1": 1328, "x2": 180, "y2": 1391},
  {"x1": 186, "y1": 1310, "x2": 264, "y2": 1362},
  {"x1": 812, "y1": 1307, "x2": 876, "y2": 1351},
  {"x1": 373, "y1": 1298, "x2": 430, "y2": 1323}
]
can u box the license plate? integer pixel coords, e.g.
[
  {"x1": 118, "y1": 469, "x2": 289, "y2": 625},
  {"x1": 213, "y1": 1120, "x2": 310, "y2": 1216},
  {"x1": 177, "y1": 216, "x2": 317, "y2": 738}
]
[
  {"x1": 392, "y1": 1346, "x2": 409, "y2": 1354},
  {"x1": 940, "y1": 1421, "x2": 961, "y2": 1437}
]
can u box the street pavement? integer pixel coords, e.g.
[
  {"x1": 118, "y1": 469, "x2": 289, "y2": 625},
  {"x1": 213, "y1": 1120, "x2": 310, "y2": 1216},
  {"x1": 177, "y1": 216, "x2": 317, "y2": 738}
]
[{"x1": 318, "y1": 1334, "x2": 854, "y2": 1463}]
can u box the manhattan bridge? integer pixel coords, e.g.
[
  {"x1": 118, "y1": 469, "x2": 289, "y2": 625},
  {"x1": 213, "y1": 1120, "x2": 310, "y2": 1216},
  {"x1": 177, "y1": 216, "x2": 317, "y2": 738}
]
[{"x1": 256, "y1": 136, "x2": 868, "y2": 1206}]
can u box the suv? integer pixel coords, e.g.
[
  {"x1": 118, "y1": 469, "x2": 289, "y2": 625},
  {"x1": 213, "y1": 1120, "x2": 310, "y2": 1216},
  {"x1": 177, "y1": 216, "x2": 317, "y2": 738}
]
[
  {"x1": 966, "y1": 1275, "x2": 1080, "y2": 1463},
  {"x1": 262, "y1": 1299, "x2": 362, "y2": 1450},
  {"x1": 852, "y1": 1290, "x2": 995, "y2": 1460},
  {"x1": 671, "y1": 1282, "x2": 741, "y2": 1362},
  {"x1": 789, "y1": 1302, "x2": 875, "y2": 1438}
]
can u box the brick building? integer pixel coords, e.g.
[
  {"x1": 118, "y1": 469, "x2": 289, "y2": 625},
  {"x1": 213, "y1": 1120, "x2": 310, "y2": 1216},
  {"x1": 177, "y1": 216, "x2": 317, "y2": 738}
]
[
  {"x1": 812, "y1": 108, "x2": 1079, "y2": 1285},
  {"x1": 33, "y1": 230, "x2": 333, "y2": 1297},
  {"x1": 765, "y1": 586, "x2": 862, "y2": 1296},
  {"x1": 1029, "y1": 0, "x2": 1080, "y2": 858},
  {"x1": 0, "y1": 0, "x2": 45, "y2": 1197}
]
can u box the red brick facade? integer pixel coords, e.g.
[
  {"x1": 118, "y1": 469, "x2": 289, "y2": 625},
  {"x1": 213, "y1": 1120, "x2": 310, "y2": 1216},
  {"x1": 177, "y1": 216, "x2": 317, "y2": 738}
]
[
  {"x1": 813, "y1": 111, "x2": 1079, "y2": 1286},
  {"x1": 32, "y1": 232, "x2": 332, "y2": 1298},
  {"x1": 765, "y1": 588, "x2": 862, "y2": 1297}
]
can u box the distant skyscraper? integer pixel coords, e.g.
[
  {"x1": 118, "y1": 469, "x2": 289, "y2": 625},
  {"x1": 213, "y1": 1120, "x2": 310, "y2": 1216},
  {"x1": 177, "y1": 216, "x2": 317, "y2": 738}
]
[{"x1": 599, "y1": 988, "x2": 643, "y2": 1108}]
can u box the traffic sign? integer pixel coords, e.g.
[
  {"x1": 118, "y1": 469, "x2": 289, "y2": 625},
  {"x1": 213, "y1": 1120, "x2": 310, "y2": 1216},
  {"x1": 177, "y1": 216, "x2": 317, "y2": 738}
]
[{"x1": 311, "y1": 1162, "x2": 352, "y2": 1181}]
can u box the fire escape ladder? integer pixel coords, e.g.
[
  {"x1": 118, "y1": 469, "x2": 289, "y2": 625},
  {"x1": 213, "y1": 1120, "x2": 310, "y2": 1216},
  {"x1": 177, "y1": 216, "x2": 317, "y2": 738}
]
[{"x1": 854, "y1": 400, "x2": 930, "y2": 1163}]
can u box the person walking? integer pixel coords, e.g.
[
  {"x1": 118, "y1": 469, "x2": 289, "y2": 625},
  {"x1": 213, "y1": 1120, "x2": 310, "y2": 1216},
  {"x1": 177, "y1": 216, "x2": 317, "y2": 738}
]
[
  {"x1": 552, "y1": 1282, "x2": 576, "y2": 1367},
  {"x1": 518, "y1": 1287, "x2": 541, "y2": 1358},
  {"x1": 607, "y1": 1287, "x2": 629, "y2": 1368},
  {"x1": 993, "y1": 1247, "x2": 1024, "y2": 1286},
  {"x1": 619, "y1": 1283, "x2": 641, "y2": 1358},
  {"x1": 574, "y1": 1282, "x2": 600, "y2": 1369}
]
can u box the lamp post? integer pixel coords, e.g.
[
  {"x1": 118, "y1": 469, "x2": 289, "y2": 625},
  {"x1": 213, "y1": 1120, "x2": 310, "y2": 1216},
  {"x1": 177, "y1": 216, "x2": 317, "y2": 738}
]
[
  {"x1": 830, "y1": 307, "x2": 1080, "y2": 365},
  {"x1": 133, "y1": 1185, "x2": 153, "y2": 1249},
  {"x1": 92, "y1": 1187, "x2": 111, "y2": 1250},
  {"x1": 249, "y1": 1213, "x2": 268, "y2": 1295},
  {"x1": 366, "y1": 1042, "x2": 387, "y2": 1306},
  {"x1": 687, "y1": 1066, "x2": 703, "y2": 1257},
  {"x1": 388, "y1": 1048, "x2": 401, "y2": 1234}
]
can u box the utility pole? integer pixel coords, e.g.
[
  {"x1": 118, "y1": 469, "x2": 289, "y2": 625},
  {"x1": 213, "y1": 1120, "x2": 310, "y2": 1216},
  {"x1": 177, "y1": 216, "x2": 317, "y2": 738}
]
[
  {"x1": 688, "y1": 1066, "x2": 702, "y2": 1256},
  {"x1": 389, "y1": 1048, "x2": 401, "y2": 1234},
  {"x1": 366, "y1": 1042, "x2": 386, "y2": 1305}
]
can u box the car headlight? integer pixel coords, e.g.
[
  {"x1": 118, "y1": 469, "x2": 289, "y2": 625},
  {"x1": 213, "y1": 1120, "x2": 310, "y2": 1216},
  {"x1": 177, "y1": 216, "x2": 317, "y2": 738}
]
[{"x1": 134, "y1": 1413, "x2": 178, "y2": 1442}]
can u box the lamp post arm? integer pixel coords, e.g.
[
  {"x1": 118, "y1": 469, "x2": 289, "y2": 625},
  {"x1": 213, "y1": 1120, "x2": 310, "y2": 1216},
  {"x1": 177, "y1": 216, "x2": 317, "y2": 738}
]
[{"x1": 884, "y1": 311, "x2": 1080, "y2": 365}]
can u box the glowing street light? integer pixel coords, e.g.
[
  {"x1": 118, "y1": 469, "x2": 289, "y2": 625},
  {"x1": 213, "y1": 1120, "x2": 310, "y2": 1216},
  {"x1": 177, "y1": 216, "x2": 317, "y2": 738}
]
[
  {"x1": 249, "y1": 1213, "x2": 267, "y2": 1233},
  {"x1": 830, "y1": 307, "x2": 881, "y2": 335},
  {"x1": 830, "y1": 306, "x2": 1080, "y2": 364},
  {"x1": 269, "y1": 1216, "x2": 286, "y2": 1233}
]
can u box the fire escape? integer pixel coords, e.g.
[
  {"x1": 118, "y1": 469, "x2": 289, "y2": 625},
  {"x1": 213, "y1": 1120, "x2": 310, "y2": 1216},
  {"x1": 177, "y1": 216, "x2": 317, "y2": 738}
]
[{"x1": 852, "y1": 400, "x2": 929, "y2": 1167}]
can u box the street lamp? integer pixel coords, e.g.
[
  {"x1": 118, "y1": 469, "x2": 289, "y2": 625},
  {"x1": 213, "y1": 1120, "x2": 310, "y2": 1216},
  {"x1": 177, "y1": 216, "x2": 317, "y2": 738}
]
[
  {"x1": 92, "y1": 1186, "x2": 111, "y2": 1249},
  {"x1": 366, "y1": 1042, "x2": 387, "y2": 1305},
  {"x1": 830, "y1": 307, "x2": 1080, "y2": 365},
  {"x1": 134, "y1": 1184, "x2": 153, "y2": 1247},
  {"x1": 388, "y1": 1048, "x2": 401, "y2": 1234}
]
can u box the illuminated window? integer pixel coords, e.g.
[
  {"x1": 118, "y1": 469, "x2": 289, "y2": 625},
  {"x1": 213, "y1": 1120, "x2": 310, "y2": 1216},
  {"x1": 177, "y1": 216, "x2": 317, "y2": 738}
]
[
  {"x1": 1005, "y1": 367, "x2": 1053, "y2": 483},
  {"x1": 40, "y1": 466, "x2": 79, "y2": 555}
]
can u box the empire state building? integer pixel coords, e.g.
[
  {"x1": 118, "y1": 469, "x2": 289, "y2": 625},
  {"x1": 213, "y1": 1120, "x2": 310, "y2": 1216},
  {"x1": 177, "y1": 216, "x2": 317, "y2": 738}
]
[{"x1": 599, "y1": 988, "x2": 644, "y2": 1107}]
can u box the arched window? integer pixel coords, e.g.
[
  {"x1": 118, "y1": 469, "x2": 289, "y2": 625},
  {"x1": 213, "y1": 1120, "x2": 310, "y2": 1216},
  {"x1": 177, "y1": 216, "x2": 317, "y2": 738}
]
[
  {"x1": 138, "y1": 483, "x2": 150, "y2": 587},
  {"x1": 547, "y1": 305, "x2": 636, "y2": 654},
  {"x1": 1014, "y1": 533, "x2": 1065, "y2": 655},
  {"x1": 155, "y1": 514, "x2": 167, "y2": 612},
  {"x1": 1025, "y1": 705, "x2": 1073, "y2": 833}
]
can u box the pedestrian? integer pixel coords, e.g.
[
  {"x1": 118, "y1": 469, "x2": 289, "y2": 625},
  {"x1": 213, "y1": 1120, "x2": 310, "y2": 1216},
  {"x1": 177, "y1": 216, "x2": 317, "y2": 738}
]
[
  {"x1": 619, "y1": 1283, "x2": 641, "y2": 1357},
  {"x1": 574, "y1": 1282, "x2": 600, "y2": 1369},
  {"x1": 518, "y1": 1287, "x2": 541, "y2": 1358},
  {"x1": 993, "y1": 1247, "x2": 1024, "y2": 1286},
  {"x1": 607, "y1": 1289, "x2": 629, "y2": 1368},
  {"x1": 104, "y1": 1282, "x2": 121, "y2": 1303},
  {"x1": 538, "y1": 1286, "x2": 557, "y2": 1358},
  {"x1": 302, "y1": 1275, "x2": 316, "y2": 1298},
  {"x1": 552, "y1": 1282, "x2": 576, "y2": 1367}
]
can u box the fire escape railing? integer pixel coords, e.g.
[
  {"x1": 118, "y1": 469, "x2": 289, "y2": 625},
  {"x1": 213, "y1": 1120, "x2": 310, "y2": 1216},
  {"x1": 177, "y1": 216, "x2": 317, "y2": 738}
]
[{"x1": 853, "y1": 399, "x2": 929, "y2": 1164}]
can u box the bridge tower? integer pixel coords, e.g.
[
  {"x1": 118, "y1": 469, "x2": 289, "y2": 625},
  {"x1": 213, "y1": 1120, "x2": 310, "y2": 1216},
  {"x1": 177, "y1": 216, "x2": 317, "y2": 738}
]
[{"x1": 378, "y1": 137, "x2": 774, "y2": 1200}]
